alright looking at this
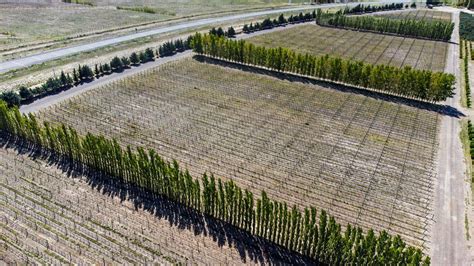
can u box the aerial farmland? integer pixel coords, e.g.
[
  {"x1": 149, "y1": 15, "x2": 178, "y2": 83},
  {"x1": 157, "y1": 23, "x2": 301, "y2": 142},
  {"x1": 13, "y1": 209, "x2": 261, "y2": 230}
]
[{"x1": 0, "y1": 1, "x2": 472, "y2": 265}]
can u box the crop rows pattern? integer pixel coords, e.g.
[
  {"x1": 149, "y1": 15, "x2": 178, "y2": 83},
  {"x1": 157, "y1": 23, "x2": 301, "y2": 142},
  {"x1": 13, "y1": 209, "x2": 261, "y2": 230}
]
[
  {"x1": 39, "y1": 58, "x2": 440, "y2": 250},
  {"x1": 247, "y1": 24, "x2": 448, "y2": 72},
  {"x1": 0, "y1": 148, "x2": 255, "y2": 264},
  {"x1": 374, "y1": 9, "x2": 452, "y2": 22}
]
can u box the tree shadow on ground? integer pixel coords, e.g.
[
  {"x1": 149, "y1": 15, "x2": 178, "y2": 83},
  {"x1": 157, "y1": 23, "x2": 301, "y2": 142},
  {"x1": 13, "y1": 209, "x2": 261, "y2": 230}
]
[
  {"x1": 194, "y1": 55, "x2": 464, "y2": 119},
  {"x1": 0, "y1": 136, "x2": 321, "y2": 265}
]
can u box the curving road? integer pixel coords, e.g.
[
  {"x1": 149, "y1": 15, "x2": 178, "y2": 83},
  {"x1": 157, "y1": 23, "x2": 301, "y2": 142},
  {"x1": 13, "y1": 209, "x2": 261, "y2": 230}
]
[{"x1": 0, "y1": 1, "x2": 408, "y2": 74}]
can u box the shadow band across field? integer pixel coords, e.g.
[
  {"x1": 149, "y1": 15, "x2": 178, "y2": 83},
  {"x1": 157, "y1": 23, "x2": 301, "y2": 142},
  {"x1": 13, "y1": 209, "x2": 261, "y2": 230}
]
[
  {"x1": 0, "y1": 135, "x2": 321, "y2": 265},
  {"x1": 194, "y1": 55, "x2": 464, "y2": 119}
]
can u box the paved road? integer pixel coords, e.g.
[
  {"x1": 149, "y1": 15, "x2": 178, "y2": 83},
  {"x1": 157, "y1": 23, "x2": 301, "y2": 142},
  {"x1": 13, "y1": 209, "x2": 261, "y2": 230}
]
[
  {"x1": 431, "y1": 7, "x2": 469, "y2": 266},
  {"x1": 0, "y1": 1, "x2": 408, "y2": 74}
]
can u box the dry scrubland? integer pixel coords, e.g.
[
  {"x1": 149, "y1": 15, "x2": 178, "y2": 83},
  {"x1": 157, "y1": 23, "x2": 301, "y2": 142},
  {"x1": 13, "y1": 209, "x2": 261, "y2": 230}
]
[
  {"x1": 0, "y1": 6, "x2": 168, "y2": 51},
  {"x1": 247, "y1": 23, "x2": 448, "y2": 72},
  {"x1": 39, "y1": 58, "x2": 440, "y2": 250},
  {"x1": 374, "y1": 9, "x2": 452, "y2": 22},
  {"x1": 91, "y1": 0, "x2": 297, "y2": 15},
  {"x1": 1, "y1": 146, "x2": 306, "y2": 264}
]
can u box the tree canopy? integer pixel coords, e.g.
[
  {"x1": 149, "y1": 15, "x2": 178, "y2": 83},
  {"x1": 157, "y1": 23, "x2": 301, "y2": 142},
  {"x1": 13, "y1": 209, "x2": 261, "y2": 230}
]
[
  {"x1": 316, "y1": 10, "x2": 454, "y2": 41},
  {"x1": 191, "y1": 33, "x2": 455, "y2": 102}
]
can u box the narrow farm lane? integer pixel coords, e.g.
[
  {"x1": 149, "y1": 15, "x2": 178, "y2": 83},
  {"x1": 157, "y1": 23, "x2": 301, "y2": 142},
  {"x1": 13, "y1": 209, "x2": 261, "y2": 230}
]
[{"x1": 431, "y1": 8, "x2": 470, "y2": 266}]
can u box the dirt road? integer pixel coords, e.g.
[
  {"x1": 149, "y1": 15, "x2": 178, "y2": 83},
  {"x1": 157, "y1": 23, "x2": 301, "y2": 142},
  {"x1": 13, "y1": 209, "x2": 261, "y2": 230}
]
[{"x1": 431, "y1": 7, "x2": 470, "y2": 266}]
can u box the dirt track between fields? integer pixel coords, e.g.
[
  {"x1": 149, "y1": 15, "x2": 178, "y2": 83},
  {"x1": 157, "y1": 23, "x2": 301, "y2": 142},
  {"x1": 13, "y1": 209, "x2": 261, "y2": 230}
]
[{"x1": 431, "y1": 6, "x2": 469, "y2": 266}]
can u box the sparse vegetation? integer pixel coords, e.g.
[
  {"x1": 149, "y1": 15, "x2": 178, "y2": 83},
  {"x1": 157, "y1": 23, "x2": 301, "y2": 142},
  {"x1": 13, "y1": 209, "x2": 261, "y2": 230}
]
[
  {"x1": 116, "y1": 6, "x2": 176, "y2": 16},
  {"x1": 0, "y1": 6, "x2": 169, "y2": 51}
]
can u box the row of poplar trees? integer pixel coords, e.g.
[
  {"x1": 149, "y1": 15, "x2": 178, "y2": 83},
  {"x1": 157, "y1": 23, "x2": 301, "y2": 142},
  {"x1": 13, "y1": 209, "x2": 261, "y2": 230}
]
[
  {"x1": 1, "y1": 36, "x2": 194, "y2": 108},
  {"x1": 0, "y1": 101, "x2": 430, "y2": 265},
  {"x1": 316, "y1": 10, "x2": 454, "y2": 41},
  {"x1": 191, "y1": 33, "x2": 455, "y2": 102}
]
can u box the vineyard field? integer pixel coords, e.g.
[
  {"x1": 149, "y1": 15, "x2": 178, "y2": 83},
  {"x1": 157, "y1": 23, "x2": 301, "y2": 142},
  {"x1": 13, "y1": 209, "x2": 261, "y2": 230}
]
[
  {"x1": 38, "y1": 57, "x2": 440, "y2": 251},
  {"x1": 247, "y1": 24, "x2": 448, "y2": 72},
  {"x1": 374, "y1": 9, "x2": 452, "y2": 22},
  {"x1": 0, "y1": 145, "x2": 310, "y2": 264}
]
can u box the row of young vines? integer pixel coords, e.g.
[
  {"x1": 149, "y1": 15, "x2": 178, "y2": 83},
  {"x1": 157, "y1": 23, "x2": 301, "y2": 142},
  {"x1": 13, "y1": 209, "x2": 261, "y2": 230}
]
[
  {"x1": 191, "y1": 33, "x2": 455, "y2": 101},
  {"x1": 0, "y1": 100, "x2": 430, "y2": 265},
  {"x1": 315, "y1": 10, "x2": 454, "y2": 41}
]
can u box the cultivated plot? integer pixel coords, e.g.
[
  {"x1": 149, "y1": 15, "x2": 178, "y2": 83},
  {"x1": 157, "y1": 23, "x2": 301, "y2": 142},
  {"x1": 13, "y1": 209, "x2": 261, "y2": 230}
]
[
  {"x1": 39, "y1": 58, "x2": 440, "y2": 250},
  {"x1": 0, "y1": 146, "x2": 299, "y2": 264},
  {"x1": 374, "y1": 9, "x2": 452, "y2": 22},
  {"x1": 247, "y1": 24, "x2": 448, "y2": 72}
]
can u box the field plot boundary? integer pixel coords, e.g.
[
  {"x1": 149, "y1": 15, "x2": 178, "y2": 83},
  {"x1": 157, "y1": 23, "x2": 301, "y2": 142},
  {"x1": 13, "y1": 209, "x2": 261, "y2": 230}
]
[
  {"x1": 316, "y1": 24, "x2": 455, "y2": 43},
  {"x1": 246, "y1": 22, "x2": 449, "y2": 73},
  {"x1": 371, "y1": 8, "x2": 453, "y2": 22},
  {"x1": 193, "y1": 55, "x2": 461, "y2": 118},
  {"x1": 0, "y1": 137, "x2": 316, "y2": 265},
  {"x1": 36, "y1": 56, "x2": 442, "y2": 254}
]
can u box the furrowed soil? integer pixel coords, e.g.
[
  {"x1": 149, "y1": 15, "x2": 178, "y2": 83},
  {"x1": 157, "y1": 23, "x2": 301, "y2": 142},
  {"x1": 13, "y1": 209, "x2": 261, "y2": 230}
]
[
  {"x1": 246, "y1": 23, "x2": 449, "y2": 72},
  {"x1": 38, "y1": 57, "x2": 441, "y2": 252}
]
